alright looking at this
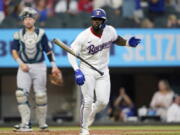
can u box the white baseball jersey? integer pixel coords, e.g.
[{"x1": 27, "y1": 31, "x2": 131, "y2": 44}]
[
  {"x1": 68, "y1": 25, "x2": 118, "y2": 129},
  {"x1": 68, "y1": 25, "x2": 118, "y2": 72}
]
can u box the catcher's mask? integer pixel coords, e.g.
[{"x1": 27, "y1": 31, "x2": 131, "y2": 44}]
[{"x1": 19, "y1": 7, "x2": 38, "y2": 20}]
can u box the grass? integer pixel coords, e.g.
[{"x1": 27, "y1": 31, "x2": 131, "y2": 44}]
[{"x1": 0, "y1": 125, "x2": 180, "y2": 135}]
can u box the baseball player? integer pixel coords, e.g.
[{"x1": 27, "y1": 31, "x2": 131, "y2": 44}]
[
  {"x1": 68, "y1": 9, "x2": 141, "y2": 135},
  {"x1": 11, "y1": 7, "x2": 61, "y2": 131}
]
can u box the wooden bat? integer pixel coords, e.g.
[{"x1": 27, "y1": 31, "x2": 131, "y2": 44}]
[{"x1": 53, "y1": 39, "x2": 104, "y2": 76}]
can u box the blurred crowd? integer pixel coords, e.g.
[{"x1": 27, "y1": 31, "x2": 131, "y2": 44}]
[
  {"x1": 106, "y1": 79, "x2": 180, "y2": 123},
  {"x1": 0, "y1": 0, "x2": 180, "y2": 28}
]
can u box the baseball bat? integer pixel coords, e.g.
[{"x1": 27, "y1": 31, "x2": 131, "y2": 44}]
[{"x1": 53, "y1": 39, "x2": 104, "y2": 76}]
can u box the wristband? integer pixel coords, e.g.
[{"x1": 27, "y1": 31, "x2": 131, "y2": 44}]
[
  {"x1": 51, "y1": 61, "x2": 57, "y2": 68},
  {"x1": 126, "y1": 40, "x2": 129, "y2": 46},
  {"x1": 16, "y1": 58, "x2": 23, "y2": 65}
]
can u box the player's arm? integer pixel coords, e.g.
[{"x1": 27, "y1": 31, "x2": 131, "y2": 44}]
[
  {"x1": 67, "y1": 35, "x2": 85, "y2": 85},
  {"x1": 12, "y1": 34, "x2": 29, "y2": 72},
  {"x1": 42, "y1": 34, "x2": 57, "y2": 67},
  {"x1": 113, "y1": 35, "x2": 127, "y2": 46},
  {"x1": 114, "y1": 35, "x2": 141, "y2": 47},
  {"x1": 111, "y1": 26, "x2": 141, "y2": 47},
  {"x1": 67, "y1": 32, "x2": 83, "y2": 71},
  {"x1": 42, "y1": 33, "x2": 61, "y2": 76},
  {"x1": 67, "y1": 43, "x2": 81, "y2": 71}
]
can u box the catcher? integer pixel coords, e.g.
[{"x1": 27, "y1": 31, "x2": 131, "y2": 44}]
[{"x1": 12, "y1": 7, "x2": 63, "y2": 131}]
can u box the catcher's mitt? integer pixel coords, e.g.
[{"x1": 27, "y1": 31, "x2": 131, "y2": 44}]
[{"x1": 49, "y1": 72, "x2": 63, "y2": 86}]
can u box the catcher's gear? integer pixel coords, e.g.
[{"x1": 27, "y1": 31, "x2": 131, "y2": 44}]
[
  {"x1": 19, "y1": 7, "x2": 38, "y2": 20},
  {"x1": 49, "y1": 72, "x2": 63, "y2": 86},
  {"x1": 16, "y1": 88, "x2": 28, "y2": 104}
]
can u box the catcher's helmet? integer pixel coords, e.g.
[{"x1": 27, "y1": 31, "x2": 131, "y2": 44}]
[
  {"x1": 19, "y1": 7, "x2": 38, "y2": 20},
  {"x1": 91, "y1": 8, "x2": 107, "y2": 20}
]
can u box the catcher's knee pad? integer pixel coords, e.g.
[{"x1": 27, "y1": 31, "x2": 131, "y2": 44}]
[
  {"x1": 15, "y1": 88, "x2": 28, "y2": 104},
  {"x1": 35, "y1": 92, "x2": 47, "y2": 106}
]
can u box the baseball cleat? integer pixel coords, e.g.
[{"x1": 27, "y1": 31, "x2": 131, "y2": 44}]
[
  {"x1": 39, "y1": 124, "x2": 49, "y2": 131},
  {"x1": 79, "y1": 128, "x2": 90, "y2": 135},
  {"x1": 13, "y1": 123, "x2": 32, "y2": 132}
]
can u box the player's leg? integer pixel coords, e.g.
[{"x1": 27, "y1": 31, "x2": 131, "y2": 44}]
[
  {"x1": 88, "y1": 72, "x2": 110, "y2": 126},
  {"x1": 34, "y1": 91, "x2": 48, "y2": 130},
  {"x1": 32, "y1": 63, "x2": 48, "y2": 130},
  {"x1": 79, "y1": 73, "x2": 96, "y2": 135},
  {"x1": 15, "y1": 68, "x2": 32, "y2": 131}
]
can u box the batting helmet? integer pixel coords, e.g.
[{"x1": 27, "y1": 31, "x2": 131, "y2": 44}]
[
  {"x1": 91, "y1": 9, "x2": 107, "y2": 29},
  {"x1": 19, "y1": 7, "x2": 38, "y2": 20},
  {"x1": 91, "y1": 9, "x2": 107, "y2": 20}
]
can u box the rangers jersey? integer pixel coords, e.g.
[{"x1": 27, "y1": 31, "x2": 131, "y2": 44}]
[{"x1": 69, "y1": 25, "x2": 118, "y2": 71}]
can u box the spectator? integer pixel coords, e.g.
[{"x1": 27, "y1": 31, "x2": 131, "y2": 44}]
[
  {"x1": 122, "y1": 0, "x2": 136, "y2": 18},
  {"x1": 167, "y1": 0, "x2": 180, "y2": 13},
  {"x1": 77, "y1": 0, "x2": 93, "y2": 13},
  {"x1": 112, "y1": 87, "x2": 135, "y2": 121},
  {"x1": 167, "y1": 94, "x2": 180, "y2": 122},
  {"x1": 35, "y1": 0, "x2": 52, "y2": 27},
  {"x1": 93, "y1": 0, "x2": 107, "y2": 9},
  {"x1": 93, "y1": 0, "x2": 122, "y2": 9},
  {"x1": 107, "y1": 0, "x2": 122, "y2": 9},
  {"x1": 55, "y1": 0, "x2": 78, "y2": 14},
  {"x1": 0, "y1": 0, "x2": 5, "y2": 24},
  {"x1": 150, "y1": 79, "x2": 174, "y2": 121},
  {"x1": 166, "y1": 14, "x2": 180, "y2": 28},
  {"x1": 19, "y1": 0, "x2": 35, "y2": 7},
  {"x1": 120, "y1": 0, "x2": 142, "y2": 27},
  {"x1": 46, "y1": 0, "x2": 56, "y2": 16},
  {"x1": 147, "y1": 0, "x2": 166, "y2": 21},
  {"x1": 141, "y1": 18, "x2": 154, "y2": 28}
]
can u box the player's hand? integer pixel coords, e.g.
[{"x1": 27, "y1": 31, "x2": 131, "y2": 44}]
[
  {"x1": 50, "y1": 67, "x2": 63, "y2": 86},
  {"x1": 128, "y1": 37, "x2": 141, "y2": 47},
  {"x1": 20, "y1": 63, "x2": 29, "y2": 72},
  {"x1": 75, "y1": 69, "x2": 85, "y2": 85},
  {"x1": 52, "y1": 67, "x2": 60, "y2": 75}
]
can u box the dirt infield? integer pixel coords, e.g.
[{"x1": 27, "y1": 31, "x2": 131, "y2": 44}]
[{"x1": 1, "y1": 129, "x2": 180, "y2": 135}]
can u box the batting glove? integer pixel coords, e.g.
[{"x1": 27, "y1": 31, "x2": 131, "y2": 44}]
[
  {"x1": 75, "y1": 69, "x2": 85, "y2": 85},
  {"x1": 128, "y1": 37, "x2": 141, "y2": 47}
]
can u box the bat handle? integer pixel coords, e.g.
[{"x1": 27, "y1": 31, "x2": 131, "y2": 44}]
[
  {"x1": 98, "y1": 70, "x2": 104, "y2": 76},
  {"x1": 91, "y1": 66, "x2": 104, "y2": 76},
  {"x1": 100, "y1": 72, "x2": 104, "y2": 76}
]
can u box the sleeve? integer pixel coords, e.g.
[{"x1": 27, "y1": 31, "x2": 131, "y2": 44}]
[
  {"x1": 41, "y1": 33, "x2": 52, "y2": 53},
  {"x1": 110, "y1": 26, "x2": 118, "y2": 42},
  {"x1": 150, "y1": 92, "x2": 158, "y2": 108},
  {"x1": 164, "y1": 92, "x2": 174, "y2": 108},
  {"x1": 167, "y1": 106, "x2": 175, "y2": 122},
  {"x1": 12, "y1": 32, "x2": 20, "y2": 51},
  {"x1": 67, "y1": 33, "x2": 83, "y2": 71}
]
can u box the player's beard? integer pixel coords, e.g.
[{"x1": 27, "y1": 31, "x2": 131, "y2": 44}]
[{"x1": 92, "y1": 24, "x2": 101, "y2": 31}]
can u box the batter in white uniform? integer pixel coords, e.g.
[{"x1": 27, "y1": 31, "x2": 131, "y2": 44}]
[
  {"x1": 68, "y1": 9, "x2": 141, "y2": 135},
  {"x1": 12, "y1": 7, "x2": 61, "y2": 131}
]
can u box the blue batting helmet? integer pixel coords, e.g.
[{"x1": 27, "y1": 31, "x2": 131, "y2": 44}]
[{"x1": 91, "y1": 9, "x2": 107, "y2": 20}]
